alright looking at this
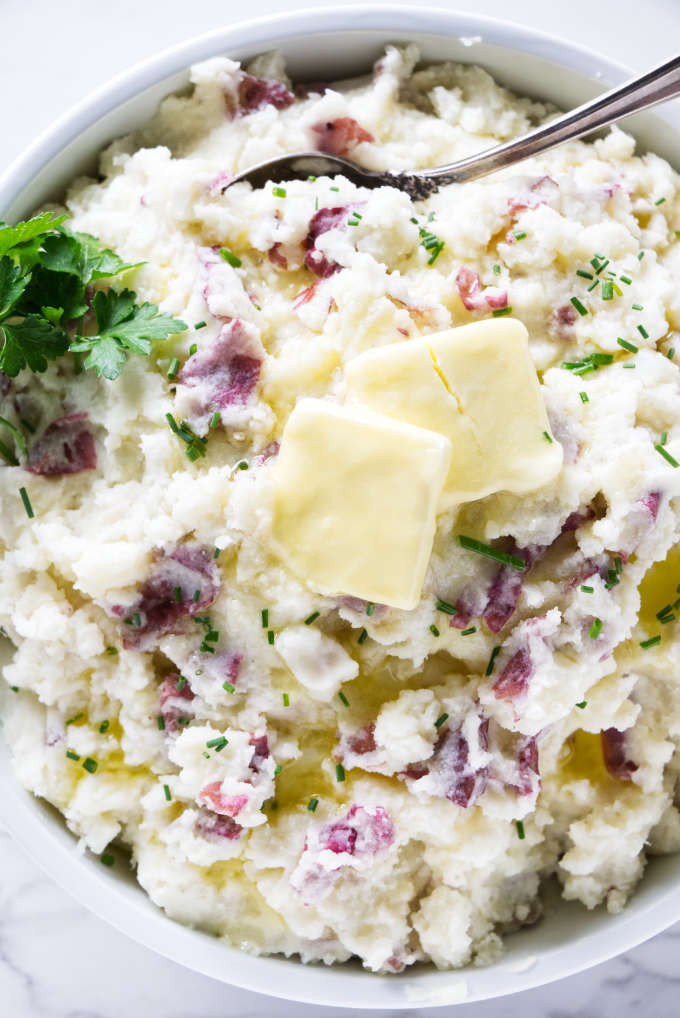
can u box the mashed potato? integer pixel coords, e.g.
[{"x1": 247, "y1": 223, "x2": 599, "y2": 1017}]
[{"x1": 2, "y1": 44, "x2": 680, "y2": 972}]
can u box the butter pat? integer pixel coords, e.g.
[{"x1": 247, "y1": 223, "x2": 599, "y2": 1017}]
[
  {"x1": 271, "y1": 399, "x2": 451, "y2": 609},
  {"x1": 345, "y1": 319, "x2": 562, "y2": 506}
]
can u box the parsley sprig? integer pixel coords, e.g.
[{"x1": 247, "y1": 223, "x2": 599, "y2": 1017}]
[{"x1": 0, "y1": 213, "x2": 186, "y2": 380}]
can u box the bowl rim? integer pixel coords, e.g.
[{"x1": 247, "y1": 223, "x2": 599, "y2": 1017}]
[{"x1": 2, "y1": 4, "x2": 680, "y2": 1009}]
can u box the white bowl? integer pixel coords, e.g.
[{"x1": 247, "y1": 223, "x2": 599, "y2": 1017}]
[{"x1": 2, "y1": 6, "x2": 680, "y2": 1009}]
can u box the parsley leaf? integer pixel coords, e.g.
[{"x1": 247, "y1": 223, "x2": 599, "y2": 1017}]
[
  {"x1": 0, "y1": 315, "x2": 69, "y2": 376},
  {"x1": 69, "y1": 289, "x2": 187, "y2": 380},
  {"x1": 39, "y1": 230, "x2": 143, "y2": 285},
  {"x1": 0, "y1": 257, "x2": 29, "y2": 318},
  {"x1": 0, "y1": 212, "x2": 66, "y2": 260}
]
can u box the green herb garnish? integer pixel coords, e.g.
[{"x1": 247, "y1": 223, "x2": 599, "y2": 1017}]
[
  {"x1": 458, "y1": 535, "x2": 526, "y2": 571},
  {"x1": 485, "y1": 646, "x2": 501, "y2": 676},
  {"x1": 588, "y1": 618, "x2": 602, "y2": 639},
  {"x1": 617, "y1": 337, "x2": 638, "y2": 353},
  {"x1": 19, "y1": 486, "x2": 33, "y2": 518},
  {"x1": 220, "y1": 248, "x2": 242, "y2": 268},
  {"x1": 434, "y1": 712, "x2": 449, "y2": 728},
  {"x1": 307, "y1": 797, "x2": 319, "y2": 811},
  {"x1": 82, "y1": 757, "x2": 98, "y2": 774},
  {"x1": 304, "y1": 611, "x2": 320, "y2": 625},
  {"x1": 335, "y1": 763, "x2": 345, "y2": 782},
  {"x1": 640, "y1": 635, "x2": 661, "y2": 649}
]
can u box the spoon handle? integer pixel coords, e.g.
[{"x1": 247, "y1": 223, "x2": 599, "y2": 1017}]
[{"x1": 419, "y1": 54, "x2": 680, "y2": 186}]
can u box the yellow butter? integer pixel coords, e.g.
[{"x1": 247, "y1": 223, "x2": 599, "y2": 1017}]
[
  {"x1": 345, "y1": 319, "x2": 562, "y2": 506},
  {"x1": 271, "y1": 399, "x2": 452, "y2": 610}
]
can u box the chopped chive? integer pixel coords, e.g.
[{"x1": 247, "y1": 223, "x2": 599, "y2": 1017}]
[
  {"x1": 267, "y1": 630, "x2": 275, "y2": 645},
  {"x1": 272, "y1": 186, "x2": 287, "y2": 198},
  {"x1": 133, "y1": 613, "x2": 141, "y2": 627},
  {"x1": 485, "y1": 646, "x2": 501, "y2": 676},
  {"x1": 82, "y1": 757, "x2": 98, "y2": 774},
  {"x1": 166, "y1": 412, "x2": 179, "y2": 434},
  {"x1": 176, "y1": 676, "x2": 187, "y2": 691},
  {"x1": 220, "y1": 248, "x2": 242, "y2": 268},
  {"x1": 587, "y1": 279, "x2": 599, "y2": 292},
  {"x1": 304, "y1": 611, "x2": 320, "y2": 625},
  {"x1": 575, "y1": 701, "x2": 587, "y2": 709},
  {"x1": 601, "y1": 279, "x2": 614, "y2": 300},
  {"x1": 366, "y1": 602, "x2": 375, "y2": 616},
  {"x1": 516, "y1": 820, "x2": 525, "y2": 840},
  {"x1": 178, "y1": 717, "x2": 190, "y2": 726},
  {"x1": 157, "y1": 715, "x2": 165, "y2": 730},
  {"x1": 335, "y1": 763, "x2": 345, "y2": 782},
  {"x1": 615, "y1": 556, "x2": 623, "y2": 574},
  {"x1": 66, "y1": 713, "x2": 83, "y2": 726},
  {"x1": 492, "y1": 306, "x2": 513, "y2": 317},
  {"x1": 514, "y1": 230, "x2": 527, "y2": 241},
  {"x1": 656, "y1": 604, "x2": 673, "y2": 620},
  {"x1": 638, "y1": 251, "x2": 645, "y2": 260},
  {"x1": 282, "y1": 692, "x2": 290, "y2": 707},
  {"x1": 261, "y1": 608, "x2": 269, "y2": 629},
  {"x1": 66, "y1": 750, "x2": 80, "y2": 761},
  {"x1": 661, "y1": 431, "x2": 668, "y2": 445},
  {"x1": 206, "y1": 736, "x2": 228, "y2": 751},
  {"x1": 163, "y1": 784, "x2": 172, "y2": 801},
  {"x1": 656, "y1": 444, "x2": 679, "y2": 468},
  {"x1": 105, "y1": 646, "x2": 118, "y2": 656},
  {"x1": 640, "y1": 635, "x2": 661, "y2": 649},
  {"x1": 617, "y1": 337, "x2": 638, "y2": 353},
  {"x1": 589, "y1": 618, "x2": 602, "y2": 639},
  {"x1": 458, "y1": 535, "x2": 526, "y2": 571},
  {"x1": 655, "y1": 197, "x2": 667, "y2": 205},
  {"x1": 620, "y1": 275, "x2": 632, "y2": 285},
  {"x1": 189, "y1": 343, "x2": 197, "y2": 355},
  {"x1": 623, "y1": 364, "x2": 636, "y2": 369},
  {"x1": 209, "y1": 411, "x2": 221, "y2": 429},
  {"x1": 461, "y1": 626, "x2": 476, "y2": 636},
  {"x1": 167, "y1": 357, "x2": 180, "y2": 379},
  {"x1": 174, "y1": 585, "x2": 182, "y2": 603},
  {"x1": 434, "y1": 712, "x2": 449, "y2": 729},
  {"x1": 576, "y1": 269, "x2": 594, "y2": 280},
  {"x1": 307, "y1": 797, "x2": 319, "y2": 812},
  {"x1": 661, "y1": 613, "x2": 676, "y2": 624},
  {"x1": 330, "y1": 186, "x2": 340, "y2": 192},
  {"x1": 19, "y1": 487, "x2": 34, "y2": 518},
  {"x1": 430, "y1": 624, "x2": 440, "y2": 637},
  {"x1": 669, "y1": 349, "x2": 676, "y2": 360},
  {"x1": 358, "y1": 628, "x2": 368, "y2": 644},
  {"x1": 594, "y1": 258, "x2": 609, "y2": 275},
  {"x1": 338, "y1": 691, "x2": 349, "y2": 707},
  {"x1": 631, "y1": 303, "x2": 644, "y2": 311},
  {"x1": 581, "y1": 585, "x2": 594, "y2": 593},
  {"x1": 274, "y1": 765, "x2": 282, "y2": 776},
  {"x1": 542, "y1": 431, "x2": 553, "y2": 443},
  {"x1": 493, "y1": 264, "x2": 501, "y2": 275},
  {"x1": 194, "y1": 321, "x2": 207, "y2": 330},
  {"x1": 579, "y1": 391, "x2": 589, "y2": 404},
  {"x1": 100, "y1": 853, "x2": 115, "y2": 867},
  {"x1": 436, "y1": 599, "x2": 457, "y2": 616},
  {"x1": 237, "y1": 460, "x2": 248, "y2": 470},
  {"x1": 99, "y1": 720, "x2": 110, "y2": 734},
  {"x1": 637, "y1": 324, "x2": 649, "y2": 339},
  {"x1": 570, "y1": 297, "x2": 588, "y2": 316},
  {"x1": 222, "y1": 681, "x2": 235, "y2": 694}
]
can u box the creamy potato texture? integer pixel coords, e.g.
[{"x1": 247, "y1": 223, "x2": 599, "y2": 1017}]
[{"x1": 2, "y1": 44, "x2": 680, "y2": 972}]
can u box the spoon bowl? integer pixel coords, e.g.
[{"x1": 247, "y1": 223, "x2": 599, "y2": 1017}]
[{"x1": 225, "y1": 53, "x2": 680, "y2": 199}]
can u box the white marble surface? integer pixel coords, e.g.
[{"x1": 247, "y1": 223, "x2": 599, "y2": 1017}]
[{"x1": 2, "y1": 0, "x2": 680, "y2": 1015}]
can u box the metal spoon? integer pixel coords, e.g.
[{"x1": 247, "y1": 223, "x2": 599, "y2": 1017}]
[{"x1": 224, "y1": 54, "x2": 680, "y2": 200}]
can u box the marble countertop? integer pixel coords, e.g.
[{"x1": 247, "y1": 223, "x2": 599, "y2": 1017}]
[{"x1": 1, "y1": 0, "x2": 679, "y2": 1014}]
